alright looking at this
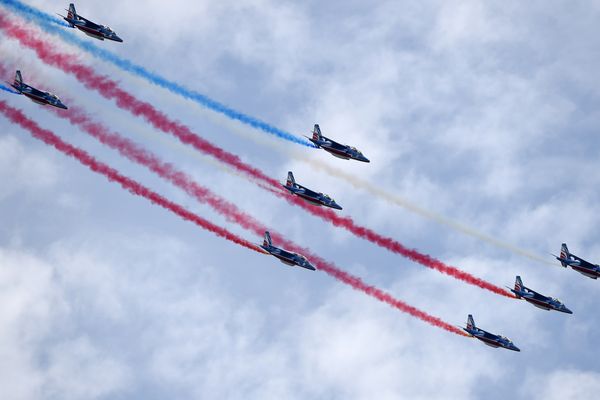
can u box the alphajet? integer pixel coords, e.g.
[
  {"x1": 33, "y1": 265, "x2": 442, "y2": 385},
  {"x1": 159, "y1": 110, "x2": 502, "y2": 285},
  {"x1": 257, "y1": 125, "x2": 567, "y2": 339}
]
[
  {"x1": 463, "y1": 314, "x2": 520, "y2": 352},
  {"x1": 60, "y1": 3, "x2": 123, "y2": 42},
  {"x1": 555, "y1": 243, "x2": 600, "y2": 279},
  {"x1": 9, "y1": 71, "x2": 68, "y2": 110},
  {"x1": 282, "y1": 171, "x2": 342, "y2": 210},
  {"x1": 306, "y1": 124, "x2": 370, "y2": 163},
  {"x1": 259, "y1": 231, "x2": 316, "y2": 271},
  {"x1": 509, "y1": 276, "x2": 572, "y2": 314}
]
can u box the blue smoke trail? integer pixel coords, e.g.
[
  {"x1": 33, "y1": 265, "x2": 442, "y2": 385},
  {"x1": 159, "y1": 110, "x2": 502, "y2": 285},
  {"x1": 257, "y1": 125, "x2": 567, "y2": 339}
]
[
  {"x1": 0, "y1": 84, "x2": 17, "y2": 94},
  {"x1": 0, "y1": 0, "x2": 70, "y2": 27},
  {"x1": 1, "y1": 0, "x2": 316, "y2": 148}
]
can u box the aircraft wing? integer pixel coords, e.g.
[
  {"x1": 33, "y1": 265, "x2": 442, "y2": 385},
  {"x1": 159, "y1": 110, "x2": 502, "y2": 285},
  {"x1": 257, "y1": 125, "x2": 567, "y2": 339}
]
[
  {"x1": 571, "y1": 254, "x2": 598, "y2": 269},
  {"x1": 78, "y1": 15, "x2": 101, "y2": 28}
]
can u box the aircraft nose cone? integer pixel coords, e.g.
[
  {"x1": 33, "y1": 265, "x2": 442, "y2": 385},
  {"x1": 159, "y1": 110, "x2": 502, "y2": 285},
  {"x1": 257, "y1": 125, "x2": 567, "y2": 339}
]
[
  {"x1": 563, "y1": 307, "x2": 573, "y2": 314},
  {"x1": 114, "y1": 35, "x2": 123, "y2": 42}
]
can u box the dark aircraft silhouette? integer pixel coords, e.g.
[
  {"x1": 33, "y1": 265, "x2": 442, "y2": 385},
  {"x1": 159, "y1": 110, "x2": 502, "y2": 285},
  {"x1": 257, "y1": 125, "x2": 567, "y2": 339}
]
[
  {"x1": 60, "y1": 3, "x2": 123, "y2": 42},
  {"x1": 282, "y1": 171, "x2": 342, "y2": 210},
  {"x1": 9, "y1": 71, "x2": 68, "y2": 110},
  {"x1": 463, "y1": 315, "x2": 520, "y2": 352},
  {"x1": 509, "y1": 276, "x2": 572, "y2": 314},
  {"x1": 555, "y1": 243, "x2": 600, "y2": 279},
  {"x1": 307, "y1": 124, "x2": 370, "y2": 163},
  {"x1": 259, "y1": 232, "x2": 315, "y2": 271}
]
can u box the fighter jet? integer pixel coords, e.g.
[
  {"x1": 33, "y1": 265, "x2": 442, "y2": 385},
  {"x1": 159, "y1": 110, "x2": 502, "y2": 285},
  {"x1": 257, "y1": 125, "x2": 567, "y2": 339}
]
[
  {"x1": 9, "y1": 71, "x2": 68, "y2": 110},
  {"x1": 259, "y1": 232, "x2": 316, "y2": 271},
  {"x1": 60, "y1": 3, "x2": 123, "y2": 42},
  {"x1": 306, "y1": 124, "x2": 370, "y2": 163},
  {"x1": 509, "y1": 276, "x2": 572, "y2": 314},
  {"x1": 555, "y1": 243, "x2": 600, "y2": 279},
  {"x1": 282, "y1": 171, "x2": 342, "y2": 210},
  {"x1": 462, "y1": 314, "x2": 520, "y2": 352}
]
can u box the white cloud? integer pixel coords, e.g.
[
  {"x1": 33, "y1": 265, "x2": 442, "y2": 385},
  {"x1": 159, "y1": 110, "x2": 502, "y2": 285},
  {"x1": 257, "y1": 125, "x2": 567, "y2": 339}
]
[
  {"x1": 523, "y1": 369, "x2": 600, "y2": 400},
  {"x1": 42, "y1": 337, "x2": 132, "y2": 400},
  {"x1": 0, "y1": 135, "x2": 59, "y2": 201}
]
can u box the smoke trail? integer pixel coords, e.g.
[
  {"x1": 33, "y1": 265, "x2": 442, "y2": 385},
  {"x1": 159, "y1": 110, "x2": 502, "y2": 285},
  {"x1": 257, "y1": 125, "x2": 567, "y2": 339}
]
[
  {"x1": 0, "y1": 0, "x2": 70, "y2": 27},
  {"x1": 282, "y1": 193, "x2": 513, "y2": 297},
  {"x1": 0, "y1": 0, "x2": 314, "y2": 148},
  {"x1": 0, "y1": 99, "x2": 261, "y2": 253},
  {"x1": 55, "y1": 104, "x2": 271, "y2": 232},
  {"x1": 0, "y1": 64, "x2": 15, "y2": 93},
  {"x1": 0, "y1": 17, "x2": 513, "y2": 298},
  {"x1": 278, "y1": 240, "x2": 469, "y2": 337},
  {"x1": 0, "y1": 84, "x2": 17, "y2": 93},
  {"x1": 37, "y1": 104, "x2": 467, "y2": 337},
  {"x1": 306, "y1": 158, "x2": 555, "y2": 266}
]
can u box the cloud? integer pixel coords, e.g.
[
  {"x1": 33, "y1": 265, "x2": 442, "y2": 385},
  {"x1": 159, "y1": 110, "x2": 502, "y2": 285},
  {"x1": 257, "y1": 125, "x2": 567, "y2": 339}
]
[
  {"x1": 0, "y1": 134, "x2": 59, "y2": 201},
  {"x1": 42, "y1": 337, "x2": 132, "y2": 400},
  {"x1": 523, "y1": 369, "x2": 600, "y2": 400}
]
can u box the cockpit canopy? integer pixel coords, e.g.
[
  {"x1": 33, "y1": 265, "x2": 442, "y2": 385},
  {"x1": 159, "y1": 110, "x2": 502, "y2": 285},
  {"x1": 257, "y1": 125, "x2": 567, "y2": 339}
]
[{"x1": 349, "y1": 146, "x2": 363, "y2": 155}]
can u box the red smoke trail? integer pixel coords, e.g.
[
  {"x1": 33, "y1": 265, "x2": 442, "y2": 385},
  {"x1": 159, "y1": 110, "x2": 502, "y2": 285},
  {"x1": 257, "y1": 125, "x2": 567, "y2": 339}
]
[
  {"x1": 0, "y1": 100, "x2": 261, "y2": 254},
  {"x1": 0, "y1": 101, "x2": 467, "y2": 338},
  {"x1": 55, "y1": 104, "x2": 269, "y2": 235},
  {"x1": 0, "y1": 14, "x2": 511, "y2": 298},
  {"x1": 282, "y1": 243, "x2": 469, "y2": 336},
  {"x1": 283, "y1": 196, "x2": 513, "y2": 298}
]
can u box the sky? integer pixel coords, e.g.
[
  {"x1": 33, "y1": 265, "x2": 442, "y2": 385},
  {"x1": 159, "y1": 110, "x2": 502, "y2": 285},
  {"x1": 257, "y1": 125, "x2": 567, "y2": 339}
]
[{"x1": 1, "y1": 0, "x2": 600, "y2": 399}]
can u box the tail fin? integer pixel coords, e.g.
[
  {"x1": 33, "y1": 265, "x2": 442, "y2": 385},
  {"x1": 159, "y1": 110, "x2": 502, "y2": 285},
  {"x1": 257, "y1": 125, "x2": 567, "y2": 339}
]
[
  {"x1": 466, "y1": 314, "x2": 476, "y2": 331},
  {"x1": 263, "y1": 231, "x2": 273, "y2": 247},
  {"x1": 286, "y1": 171, "x2": 295, "y2": 187},
  {"x1": 312, "y1": 124, "x2": 322, "y2": 140},
  {"x1": 559, "y1": 243, "x2": 570, "y2": 267},
  {"x1": 514, "y1": 276, "x2": 523, "y2": 298},
  {"x1": 14, "y1": 70, "x2": 23, "y2": 88},
  {"x1": 67, "y1": 3, "x2": 77, "y2": 20}
]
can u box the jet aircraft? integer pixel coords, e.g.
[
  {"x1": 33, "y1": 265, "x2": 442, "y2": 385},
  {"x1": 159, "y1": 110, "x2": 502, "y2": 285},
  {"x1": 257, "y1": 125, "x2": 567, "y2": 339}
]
[
  {"x1": 9, "y1": 71, "x2": 68, "y2": 110},
  {"x1": 60, "y1": 3, "x2": 123, "y2": 42},
  {"x1": 282, "y1": 171, "x2": 342, "y2": 210},
  {"x1": 463, "y1": 314, "x2": 520, "y2": 352},
  {"x1": 259, "y1": 232, "x2": 316, "y2": 271},
  {"x1": 555, "y1": 243, "x2": 600, "y2": 279},
  {"x1": 306, "y1": 124, "x2": 370, "y2": 163},
  {"x1": 509, "y1": 276, "x2": 572, "y2": 314}
]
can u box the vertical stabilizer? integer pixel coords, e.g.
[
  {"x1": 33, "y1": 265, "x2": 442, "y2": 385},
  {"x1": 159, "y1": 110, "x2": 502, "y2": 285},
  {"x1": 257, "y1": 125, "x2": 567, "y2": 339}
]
[
  {"x1": 14, "y1": 70, "x2": 23, "y2": 86},
  {"x1": 514, "y1": 276, "x2": 523, "y2": 298},
  {"x1": 559, "y1": 243, "x2": 570, "y2": 267},
  {"x1": 286, "y1": 171, "x2": 295, "y2": 187},
  {"x1": 67, "y1": 3, "x2": 77, "y2": 19},
  {"x1": 312, "y1": 124, "x2": 322, "y2": 140},
  {"x1": 467, "y1": 314, "x2": 476, "y2": 331},
  {"x1": 263, "y1": 231, "x2": 273, "y2": 247}
]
